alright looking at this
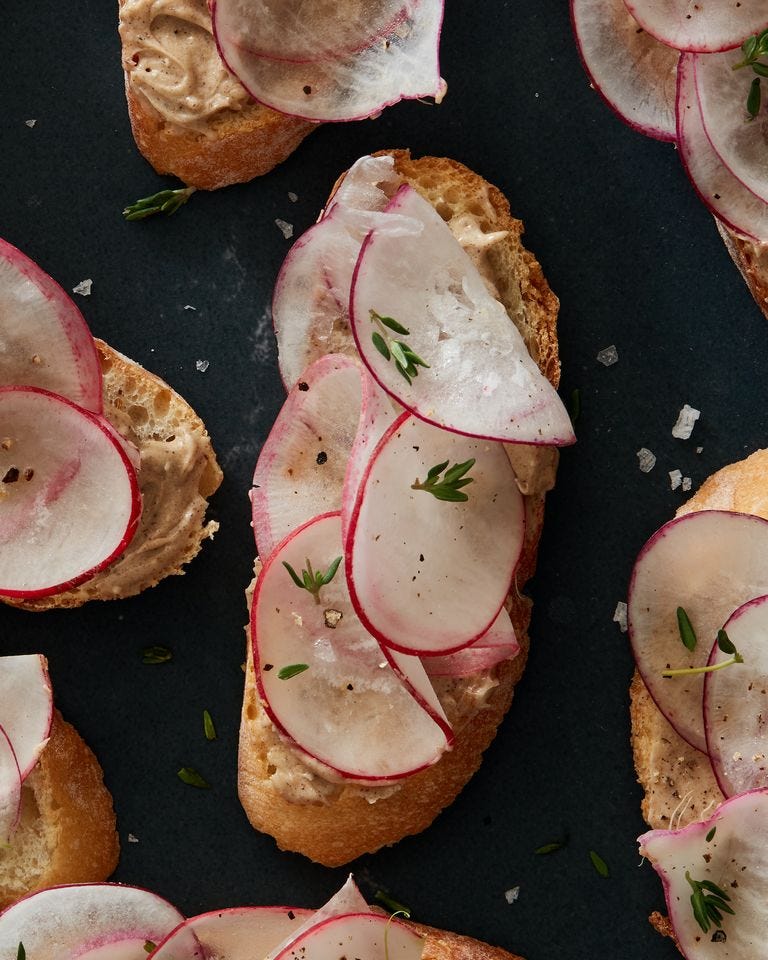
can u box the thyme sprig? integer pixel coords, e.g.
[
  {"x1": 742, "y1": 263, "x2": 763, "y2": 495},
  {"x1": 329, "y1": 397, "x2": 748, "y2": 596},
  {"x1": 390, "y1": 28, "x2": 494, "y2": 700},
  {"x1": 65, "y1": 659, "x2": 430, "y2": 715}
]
[
  {"x1": 278, "y1": 663, "x2": 310, "y2": 680},
  {"x1": 686, "y1": 871, "x2": 734, "y2": 934},
  {"x1": 732, "y1": 29, "x2": 768, "y2": 119},
  {"x1": 282, "y1": 556, "x2": 342, "y2": 604},
  {"x1": 412, "y1": 459, "x2": 475, "y2": 502},
  {"x1": 370, "y1": 309, "x2": 429, "y2": 385},
  {"x1": 123, "y1": 186, "x2": 196, "y2": 221},
  {"x1": 663, "y1": 624, "x2": 744, "y2": 679}
]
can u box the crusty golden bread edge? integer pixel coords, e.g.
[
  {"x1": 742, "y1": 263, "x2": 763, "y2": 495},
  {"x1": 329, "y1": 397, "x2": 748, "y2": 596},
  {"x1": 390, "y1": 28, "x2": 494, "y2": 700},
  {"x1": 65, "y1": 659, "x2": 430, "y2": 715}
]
[
  {"x1": 416, "y1": 918, "x2": 525, "y2": 960},
  {"x1": 717, "y1": 222, "x2": 768, "y2": 322},
  {"x1": 238, "y1": 151, "x2": 562, "y2": 866}
]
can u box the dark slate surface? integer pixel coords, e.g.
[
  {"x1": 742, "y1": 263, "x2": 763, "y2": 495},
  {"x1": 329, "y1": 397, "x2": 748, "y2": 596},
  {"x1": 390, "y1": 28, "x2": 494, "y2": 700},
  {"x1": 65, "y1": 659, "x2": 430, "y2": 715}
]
[{"x1": 1, "y1": 2, "x2": 766, "y2": 957}]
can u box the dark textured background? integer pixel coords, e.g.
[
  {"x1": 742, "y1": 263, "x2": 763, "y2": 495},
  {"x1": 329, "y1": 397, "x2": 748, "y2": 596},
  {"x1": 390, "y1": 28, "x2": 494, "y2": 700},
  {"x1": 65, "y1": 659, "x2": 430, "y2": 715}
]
[{"x1": 2, "y1": 2, "x2": 766, "y2": 957}]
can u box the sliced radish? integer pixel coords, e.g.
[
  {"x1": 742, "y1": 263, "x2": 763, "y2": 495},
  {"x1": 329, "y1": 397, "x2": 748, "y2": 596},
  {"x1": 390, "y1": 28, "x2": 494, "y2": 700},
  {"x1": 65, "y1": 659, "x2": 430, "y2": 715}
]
[
  {"x1": 0, "y1": 238, "x2": 102, "y2": 412},
  {"x1": 0, "y1": 654, "x2": 53, "y2": 780},
  {"x1": 323, "y1": 154, "x2": 401, "y2": 219},
  {"x1": 571, "y1": 0, "x2": 677, "y2": 140},
  {"x1": 0, "y1": 883, "x2": 185, "y2": 960},
  {"x1": 623, "y1": 0, "x2": 768, "y2": 53},
  {"x1": 423, "y1": 607, "x2": 519, "y2": 677},
  {"x1": 677, "y1": 53, "x2": 768, "y2": 241},
  {"x1": 628, "y1": 510, "x2": 768, "y2": 753},
  {"x1": 273, "y1": 913, "x2": 424, "y2": 960},
  {"x1": 0, "y1": 724, "x2": 21, "y2": 846},
  {"x1": 151, "y1": 908, "x2": 312, "y2": 960},
  {"x1": 346, "y1": 413, "x2": 525, "y2": 656},
  {"x1": 0, "y1": 387, "x2": 141, "y2": 599},
  {"x1": 639, "y1": 790, "x2": 768, "y2": 957},
  {"x1": 252, "y1": 512, "x2": 452, "y2": 783},
  {"x1": 212, "y1": 0, "x2": 444, "y2": 122},
  {"x1": 705, "y1": 595, "x2": 768, "y2": 797},
  {"x1": 350, "y1": 185, "x2": 575, "y2": 446}
]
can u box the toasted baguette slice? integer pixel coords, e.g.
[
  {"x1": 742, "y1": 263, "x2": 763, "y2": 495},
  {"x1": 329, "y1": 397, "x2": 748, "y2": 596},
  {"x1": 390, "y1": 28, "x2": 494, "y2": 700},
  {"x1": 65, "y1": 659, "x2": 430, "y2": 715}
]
[
  {"x1": 119, "y1": 0, "x2": 315, "y2": 190},
  {"x1": 717, "y1": 222, "x2": 768, "y2": 322},
  {"x1": 238, "y1": 151, "x2": 562, "y2": 865},
  {"x1": 9, "y1": 340, "x2": 222, "y2": 611},
  {"x1": 0, "y1": 710, "x2": 120, "y2": 909},
  {"x1": 414, "y1": 919, "x2": 524, "y2": 960},
  {"x1": 631, "y1": 448, "x2": 768, "y2": 830}
]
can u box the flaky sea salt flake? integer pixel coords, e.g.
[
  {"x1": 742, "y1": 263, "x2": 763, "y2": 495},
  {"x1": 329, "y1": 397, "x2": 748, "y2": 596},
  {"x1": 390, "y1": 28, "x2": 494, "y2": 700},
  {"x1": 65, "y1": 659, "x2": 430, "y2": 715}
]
[
  {"x1": 672, "y1": 404, "x2": 700, "y2": 439},
  {"x1": 288, "y1": 192, "x2": 298, "y2": 203},
  {"x1": 682, "y1": 476, "x2": 692, "y2": 492},
  {"x1": 184, "y1": 304, "x2": 197, "y2": 311},
  {"x1": 669, "y1": 469, "x2": 682, "y2": 490},
  {"x1": 597, "y1": 344, "x2": 619, "y2": 366},
  {"x1": 127, "y1": 833, "x2": 140, "y2": 843},
  {"x1": 504, "y1": 886, "x2": 520, "y2": 904},
  {"x1": 637, "y1": 448, "x2": 656, "y2": 473},
  {"x1": 613, "y1": 601, "x2": 628, "y2": 632},
  {"x1": 275, "y1": 219, "x2": 294, "y2": 239},
  {"x1": 72, "y1": 279, "x2": 92, "y2": 296},
  {"x1": 25, "y1": 119, "x2": 36, "y2": 128},
  {"x1": 195, "y1": 359, "x2": 209, "y2": 373}
]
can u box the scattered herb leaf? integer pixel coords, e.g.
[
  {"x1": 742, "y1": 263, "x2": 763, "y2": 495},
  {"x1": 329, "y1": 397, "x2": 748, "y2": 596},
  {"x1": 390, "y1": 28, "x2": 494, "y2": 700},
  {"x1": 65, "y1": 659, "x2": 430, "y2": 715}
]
[
  {"x1": 123, "y1": 186, "x2": 196, "y2": 221},
  {"x1": 733, "y1": 29, "x2": 768, "y2": 117},
  {"x1": 686, "y1": 871, "x2": 734, "y2": 934},
  {"x1": 144, "y1": 942, "x2": 157, "y2": 954},
  {"x1": 677, "y1": 607, "x2": 697, "y2": 652},
  {"x1": 142, "y1": 645, "x2": 172, "y2": 664},
  {"x1": 282, "y1": 556, "x2": 342, "y2": 604},
  {"x1": 17, "y1": 944, "x2": 25, "y2": 960},
  {"x1": 535, "y1": 841, "x2": 565, "y2": 855},
  {"x1": 369, "y1": 309, "x2": 429, "y2": 385},
  {"x1": 412, "y1": 459, "x2": 475, "y2": 502},
  {"x1": 384, "y1": 909, "x2": 412, "y2": 960},
  {"x1": 747, "y1": 76, "x2": 762, "y2": 118},
  {"x1": 177, "y1": 767, "x2": 210, "y2": 789},
  {"x1": 717, "y1": 629, "x2": 736, "y2": 655},
  {"x1": 706, "y1": 826, "x2": 717, "y2": 843},
  {"x1": 569, "y1": 387, "x2": 581, "y2": 425},
  {"x1": 589, "y1": 850, "x2": 609, "y2": 878},
  {"x1": 278, "y1": 663, "x2": 310, "y2": 680},
  {"x1": 203, "y1": 709, "x2": 216, "y2": 741},
  {"x1": 375, "y1": 890, "x2": 412, "y2": 916}
]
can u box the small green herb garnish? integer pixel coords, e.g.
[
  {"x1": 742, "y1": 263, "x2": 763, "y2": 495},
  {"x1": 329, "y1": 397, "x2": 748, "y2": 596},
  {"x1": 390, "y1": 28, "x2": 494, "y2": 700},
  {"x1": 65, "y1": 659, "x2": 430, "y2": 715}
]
[
  {"x1": 677, "y1": 606, "x2": 697, "y2": 652},
  {"x1": 412, "y1": 459, "x2": 475, "y2": 502},
  {"x1": 569, "y1": 387, "x2": 581, "y2": 426},
  {"x1": 706, "y1": 826, "x2": 717, "y2": 843},
  {"x1": 370, "y1": 309, "x2": 429, "y2": 385},
  {"x1": 732, "y1": 30, "x2": 768, "y2": 119},
  {"x1": 686, "y1": 871, "x2": 734, "y2": 934},
  {"x1": 278, "y1": 663, "x2": 310, "y2": 680},
  {"x1": 589, "y1": 850, "x2": 609, "y2": 878},
  {"x1": 123, "y1": 186, "x2": 196, "y2": 221},
  {"x1": 384, "y1": 909, "x2": 412, "y2": 960},
  {"x1": 143, "y1": 942, "x2": 157, "y2": 954},
  {"x1": 375, "y1": 890, "x2": 412, "y2": 916},
  {"x1": 663, "y1": 628, "x2": 744, "y2": 678},
  {"x1": 142, "y1": 645, "x2": 172, "y2": 664},
  {"x1": 177, "y1": 766, "x2": 210, "y2": 789},
  {"x1": 535, "y1": 841, "x2": 566, "y2": 855},
  {"x1": 203, "y1": 709, "x2": 217, "y2": 741},
  {"x1": 17, "y1": 943, "x2": 25, "y2": 960},
  {"x1": 283, "y1": 556, "x2": 341, "y2": 604}
]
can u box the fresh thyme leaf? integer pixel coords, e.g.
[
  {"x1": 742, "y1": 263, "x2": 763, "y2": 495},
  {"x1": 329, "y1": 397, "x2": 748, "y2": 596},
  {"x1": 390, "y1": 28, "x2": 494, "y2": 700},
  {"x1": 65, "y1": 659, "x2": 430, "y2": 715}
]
[
  {"x1": 372, "y1": 331, "x2": 391, "y2": 361},
  {"x1": 589, "y1": 850, "x2": 609, "y2": 878},
  {"x1": 677, "y1": 607, "x2": 697, "y2": 652},
  {"x1": 717, "y1": 628, "x2": 736, "y2": 655},
  {"x1": 535, "y1": 841, "x2": 565, "y2": 855},
  {"x1": 686, "y1": 872, "x2": 734, "y2": 934},
  {"x1": 412, "y1": 458, "x2": 475, "y2": 503},
  {"x1": 123, "y1": 186, "x2": 196, "y2": 221},
  {"x1": 278, "y1": 663, "x2": 310, "y2": 680},
  {"x1": 569, "y1": 387, "x2": 581, "y2": 425},
  {"x1": 706, "y1": 826, "x2": 717, "y2": 842},
  {"x1": 732, "y1": 30, "x2": 768, "y2": 116},
  {"x1": 283, "y1": 557, "x2": 342, "y2": 603},
  {"x1": 377, "y1": 314, "x2": 410, "y2": 336},
  {"x1": 142, "y1": 645, "x2": 172, "y2": 664},
  {"x1": 203, "y1": 709, "x2": 216, "y2": 741},
  {"x1": 374, "y1": 890, "x2": 412, "y2": 916},
  {"x1": 748, "y1": 77, "x2": 762, "y2": 118},
  {"x1": 369, "y1": 308, "x2": 429, "y2": 384},
  {"x1": 320, "y1": 555, "x2": 342, "y2": 585},
  {"x1": 427, "y1": 460, "x2": 449, "y2": 481},
  {"x1": 177, "y1": 766, "x2": 210, "y2": 789},
  {"x1": 144, "y1": 942, "x2": 157, "y2": 954},
  {"x1": 17, "y1": 944, "x2": 25, "y2": 960},
  {"x1": 390, "y1": 340, "x2": 409, "y2": 370}
]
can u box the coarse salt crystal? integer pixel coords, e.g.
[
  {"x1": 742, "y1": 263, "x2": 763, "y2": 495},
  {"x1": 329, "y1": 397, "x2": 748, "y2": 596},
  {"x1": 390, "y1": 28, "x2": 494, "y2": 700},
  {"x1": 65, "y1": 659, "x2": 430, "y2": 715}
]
[
  {"x1": 72, "y1": 279, "x2": 92, "y2": 296},
  {"x1": 613, "y1": 601, "x2": 628, "y2": 632},
  {"x1": 25, "y1": 119, "x2": 36, "y2": 128},
  {"x1": 637, "y1": 448, "x2": 656, "y2": 473},
  {"x1": 682, "y1": 476, "x2": 692, "y2": 492},
  {"x1": 127, "y1": 833, "x2": 140, "y2": 843},
  {"x1": 669, "y1": 469, "x2": 682, "y2": 491},
  {"x1": 275, "y1": 219, "x2": 294, "y2": 239},
  {"x1": 696, "y1": 446, "x2": 703, "y2": 454},
  {"x1": 596, "y1": 345, "x2": 618, "y2": 366},
  {"x1": 672, "y1": 404, "x2": 700, "y2": 439},
  {"x1": 184, "y1": 304, "x2": 197, "y2": 311},
  {"x1": 504, "y1": 887, "x2": 520, "y2": 904},
  {"x1": 195, "y1": 359, "x2": 209, "y2": 372},
  {"x1": 288, "y1": 192, "x2": 298, "y2": 203}
]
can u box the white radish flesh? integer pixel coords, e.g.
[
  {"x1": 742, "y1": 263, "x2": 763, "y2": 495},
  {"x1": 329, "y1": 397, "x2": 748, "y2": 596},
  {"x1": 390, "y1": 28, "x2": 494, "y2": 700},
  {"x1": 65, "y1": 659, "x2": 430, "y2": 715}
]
[
  {"x1": 0, "y1": 883, "x2": 185, "y2": 960},
  {"x1": 0, "y1": 724, "x2": 21, "y2": 846},
  {"x1": 0, "y1": 387, "x2": 141, "y2": 599},
  {"x1": 323, "y1": 154, "x2": 401, "y2": 219},
  {"x1": 623, "y1": 0, "x2": 768, "y2": 53},
  {"x1": 274, "y1": 914, "x2": 424, "y2": 960},
  {"x1": 628, "y1": 510, "x2": 768, "y2": 753},
  {"x1": 0, "y1": 238, "x2": 102, "y2": 412},
  {"x1": 346, "y1": 413, "x2": 525, "y2": 655},
  {"x1": 571, "y1": 0, "x2": 677, "y2": 140},
  {"x1": 350, "y1": 185, "x2": 575, "y2": 445},
  {"x1": 640, "y1": 790, "x2": 768, "y2": 958},
  {"x1": 0, "y1": 654, "x2": 53, "y2": 780},
  {"x1": 423, "y1": 607, "x2": 519, "y2": 677},
  {"x1": 705, "y1": 595, "x2": 768, "y2": 796},
  {"x1": 252, "y1": 512, "x2": 452, "y2": 782},
  {"x1": 213, "y1": 0, "x2": 444, "y2": 122}
]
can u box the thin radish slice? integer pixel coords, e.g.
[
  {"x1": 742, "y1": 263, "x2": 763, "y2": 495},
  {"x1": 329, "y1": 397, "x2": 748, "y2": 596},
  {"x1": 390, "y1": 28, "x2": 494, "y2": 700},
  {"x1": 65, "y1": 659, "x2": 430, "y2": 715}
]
[
  {"x1": 150, "y1": 908, "x2": 312, "y2": 960},
  {"x1": 571, "y1": 0, "x2": 677, "y2": 141},
  {"x1": 0, "y1": 883, "x2": 185, "y2": 960},
  {"x1": 628, "y1": 510, "x2": 768, "y2": 753},
  {"x1": 0, "y1": 239, "x2": 102, "y2": 412},
  {"x1": 252, "y1": 512, "x2": 452, "y2": 783},
  {"x1": 704, "y1": 595, "x2": 768, "y2": 797},
  {"x1": 677, "y1": 54, "x2": 768, "y2": 241},
  {"x1": 0, "y1": 387, "x2": 141, "y2": 599},
  {"x1": 423, "y1": 607, "x2": 519, "y2": 678},
  {"x1": 623, "y1": 0, "x2": 768, "y2": 53},
  {"x1": 212, "y1": 0, "x2": 444, "y2": 122},
  {"x1": 639, "y1": 790, "x2": 768, "y2": 958},
  {"x1": 323, "y1": 154, "x2": 401, "y2": 219},
  {"x1": 695, "y1": 50, "x2": 768, "y2": 205},
  {"x1": 346, "y1": 413, "x2": 525, "y2": 656},
  {"x1": 350, "y1": 185, "x2": 575, "y2": 445},
  {"x1": 0, "y1": 654, "x2": 53, "y2": 780},
  {"x1": 0, "y1": 724, "x2": 21, "y2": 846},
  {"x1": 212, "y1": 0, "x2": 412, "y2": 64},
  {"x1": 274, "y1": 913, "x2": 423, "y2": 960}
]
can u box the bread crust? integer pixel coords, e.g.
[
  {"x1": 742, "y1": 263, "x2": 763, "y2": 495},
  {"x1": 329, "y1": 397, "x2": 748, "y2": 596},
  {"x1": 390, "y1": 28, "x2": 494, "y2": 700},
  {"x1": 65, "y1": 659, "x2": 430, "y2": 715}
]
[
  {"x1": 717, "y1": 222, "x2": 768, "y2": 322},
  {"x1": 416, "y1": 920, "x2": 524, "y2": 960},
  {"x1": 238, "y1": 152, "x2": 562, "y2": 865},
  {"x1": 0, "y1": 711, "x2": 119, "y2": 908}
]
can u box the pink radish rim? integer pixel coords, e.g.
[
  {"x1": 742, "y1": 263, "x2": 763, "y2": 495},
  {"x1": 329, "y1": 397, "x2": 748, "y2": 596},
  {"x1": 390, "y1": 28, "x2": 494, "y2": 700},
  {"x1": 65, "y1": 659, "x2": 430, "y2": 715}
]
[
  {"x1": 622, "y1": 0, "x2": 768, "y2": 53},
  {"x1": 272, "y1": 912, "x2": 412, "y2": 960}
]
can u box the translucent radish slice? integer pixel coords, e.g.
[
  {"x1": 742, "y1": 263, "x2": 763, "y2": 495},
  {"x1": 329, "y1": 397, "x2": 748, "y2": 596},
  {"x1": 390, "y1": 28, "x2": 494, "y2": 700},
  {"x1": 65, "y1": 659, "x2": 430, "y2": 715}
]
[
  {"x1": 0, "y1": 387, "x2": 141, "y2": 599},
  {"x1": 0, "y1": 654, "x2": 53, "y2": 780},
  {"x1": 151, "y1": 908, "x2": 312, "y2": 960},
  {"x1": 704, "y1": 595, "x2": 768, "y2": 797},
  {"x1": 350, "y1": 185, "x2": 575, "y2": 446},
  {"x1": 0, "y1": 883, "x2": 185, "y2": 960},
  {"x1": 273, "y1": 913, "x2": 423, "y2": 960},
  {"x1": 639, "y1": 790, "x2": 768, "y2": 958},
  {"x1": 213, "y1": 0, "x2": 444, "y2": 122},
  {"x1": 628, "y1": 510, "x2": 768, "y2": 753},
  {"x1": 212, "y1": 0, "x2": 412, "y2": 64},
  {"x1": 0, "y1": 238, "x2": 102, "y2": 412},
  {"x1": 571, "y1": 0, "x2": 677, "y2": 140},
  {"x1": 623, "y1": 0, "x2": 768, "y2": 53},
  {"x1": 677, "y1": 53, "x2": 768, "y2": 241},
  {"x1": 323, "y1": 154, "x2": 401, "y2": 219},
  {"x1": 695, "y1": 50, "x2": 768, "y2": 205},
  {"x1": 252, "y1": 512, "x2": 452, "y2": 783},
  {"x1": 423, "y1": 607, "x2": 519, "y2": 678},
  {"x1": 346, "y1": 413, "x2": 525, "y2": 656},
  {"x1": 0, "y1": 724, "x2": 21, "y2": 846}
]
